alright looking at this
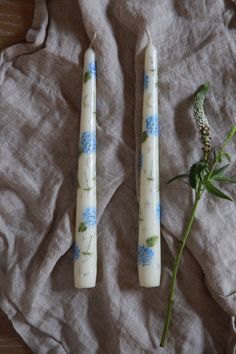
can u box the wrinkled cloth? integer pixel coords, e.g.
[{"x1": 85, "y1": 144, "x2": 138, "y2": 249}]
[{"x1": 0, "y1": 0, "x2": 236, "y2": 353}]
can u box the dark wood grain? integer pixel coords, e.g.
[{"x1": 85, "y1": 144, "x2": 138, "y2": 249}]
[
  {"x1": 0, "y1": 0, "x2": 34, "y2": 50},
  {"x1": 0, "y1": 310, "x2": 33, "y2": 353},
  {"x1": 0, "y1": 2, "x2": 35, "y2": 352}
]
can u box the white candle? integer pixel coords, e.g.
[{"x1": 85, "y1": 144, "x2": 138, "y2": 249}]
[
  {"x1": 138, "y1": 30, "x2": 161, "y2": 287},
  {"x1": 74, "y1": 34, "x2": 97, "y2": 289}
]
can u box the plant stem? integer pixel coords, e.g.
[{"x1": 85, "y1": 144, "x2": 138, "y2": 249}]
[{"x1": 160, "y1": 195, "x2": 201, "y2": 347}]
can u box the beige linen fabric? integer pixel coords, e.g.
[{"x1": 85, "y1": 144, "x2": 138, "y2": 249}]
[{"x1": 0, "y1": 0, "x2": 236, "y2": 353}]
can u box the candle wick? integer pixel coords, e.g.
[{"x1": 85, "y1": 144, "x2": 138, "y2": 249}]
[
  {"x1": 89, "y1": 33, "x2": 97, "y2": 48},
  {"x1": 145, "y1": 28, "x2": 152, "y2": 44}
]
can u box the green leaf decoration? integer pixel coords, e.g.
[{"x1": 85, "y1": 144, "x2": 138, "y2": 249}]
[
  {"x1": 84, "y1": 71, "x2": 92, "y2": 83},
  {"x1": 141, "y1": 131, "x2": 148, "y2": 143},
  {"x1": 211, "y1": 175, "x2": 236, "y2": 183},
  {"x1": 167, "y1": 173, "x2": 189, "y2": 184},
  {"x1": 78, "y1": 222, "x2": 87, "y2": 232},
  {"x1": 204, "y1": 180, "x2": 233, "y2": 201},
  {"x1": 146, "y1": 236, "x2": 159, "y2": 247},
  {"x1": 83, "y1": 187, "x2": 92, "y2": 192},
  {"x1": 82, "y1": 251, "x2": 93, "y2": 256}
]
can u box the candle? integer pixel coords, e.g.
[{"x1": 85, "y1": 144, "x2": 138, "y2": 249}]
[
  {"x1": 74, "y1": 34, "x2": 97, "y2": 289},
  {"x1": 138, "y1": 30, "x2": 160, "y2": 288}
]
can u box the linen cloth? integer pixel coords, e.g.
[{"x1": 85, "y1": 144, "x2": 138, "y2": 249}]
[{"x1": 0, "y1": 0, "x2": 236, "y2": 353}]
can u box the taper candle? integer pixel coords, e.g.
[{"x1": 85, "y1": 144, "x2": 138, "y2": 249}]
[
  {"x1": 138, "y1": 30, "x2": 160, "y2": 287},
  {"x1": 74, "y1": 34, "x2": 97, "y2": 289}
]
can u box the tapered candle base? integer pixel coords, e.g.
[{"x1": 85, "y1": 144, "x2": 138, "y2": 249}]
[
  {"x1": 138, "y1": 267, "x2": 160, "y2": 288},
  {"x1": 74, "y1": 262, "x2": 97, "y2": 289}
]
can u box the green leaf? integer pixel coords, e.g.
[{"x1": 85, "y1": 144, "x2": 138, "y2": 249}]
[
  {"x1": 167, "y1": 173, "x2": 189, "y2": 184},
  {"x1": 213, "y1": 149, "x2": 216, "y2": 161},
  {"x1": 198, "y1": 161, "x2": 210, "y2": 183},
  {"x1": 146, "y1": 236, "x2": 158, "y2": 247},
  {"x1": 189, "y1": 161, "x2": 210, "y2": 189},
  {"x1": 225, "y1": 126, "x2": 236, "y2": 145},
  {"x1": 212, "y1": 164, "x2": 230, "y2": 177},
  {"x1": 211, "y1": 175, "x2": 236, "y2": 183},
  {"x1": 84, "y1": 71, "x2": 92, "y2": 83},
  {"x1": 78, "y1": 222, "x2": 87, "y2": 232},
  {"x1": 217, "y1": 153, "x2": 222, "y2": 163},
  {"x1": 204, "y1": 180, "x2": 233, "y2": 201},
  {"x1": 198, "y1": 161, "x2": 209, "y2": 169},
  {"x1": 217, "y1": 126, "x2": 236, "y2": 162},
  {"x1": 189, "y1": 164, "x2": 198, "y2": 189},
  {"x1": 222, "y1": 152, "x2": 231, "y2": 163},
  {"x1": 141, "y1": 131, "x2": 148, "y2": 143}
]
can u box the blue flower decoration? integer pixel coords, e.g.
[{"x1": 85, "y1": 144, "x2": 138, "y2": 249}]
[
  {"x1": 88, "y1": 62, "x2": 96, "y2": 77},
  {"x1": 156, "y1": 203, "x2": 160, "y2": 220},
  {"x1": 80, "y1": 131, "x2": 96, "y2": 154},
  {"x1": 73, "y1": 243, "x2": 80, "y2": 260},
  {"x1": 146, "y1": 114, "x2": 159, "y2": 136},
  {"x1": 82, "y1": 207, "x2": 97, "y2": 227},
  {"x1": 138, "y1": 245, "x2": 154, "y2": 266},
  {"x1": 144, "y1": 73, "x2": 149, "y2": 90}
]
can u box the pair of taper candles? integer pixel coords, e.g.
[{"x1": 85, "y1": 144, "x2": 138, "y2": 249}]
[{"x1": 74, "y1": 31, "x2": 160, "y2": 289}]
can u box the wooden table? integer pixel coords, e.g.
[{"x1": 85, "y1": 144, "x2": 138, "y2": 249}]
[{"x1": 0, "y1": 3, "x2": 35, "y2": 353}]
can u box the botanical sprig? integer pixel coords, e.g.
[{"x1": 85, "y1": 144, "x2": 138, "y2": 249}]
[
  {"x1": 160, "y1": 83, "x2": 236, "y2": 347},
  {"x1": 193, "y1": 82, "x2": 211, "y2": 159}
]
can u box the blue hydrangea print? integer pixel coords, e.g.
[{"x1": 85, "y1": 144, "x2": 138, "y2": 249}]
[
  {"x1": 138, "y1": 245, "x2": 154, "y2": 266},
  {"x1": 84, "y1": 62, "x2": 97, "y2": 83},
  {"x1": 73, "y1": 243, "x2": 80, "y2": 260},
  {"x1": 156, "y1": 203, "x2": 160, "y2": 220},
  {"x1": 82, "y1": 207, "x2": 97, "y2": 227},
  {"x1": 80, "y1": 131, "x2": 96, "y2": 154},
  {"x1": 88, "y1": 62, "x2": 96, "y2": 77},
  {"x1": 144, "y1": 73, "x2": 149, "y2": 90},
  {"x1": 146, "y1": 114, "x2": 159, "y2": 136}
]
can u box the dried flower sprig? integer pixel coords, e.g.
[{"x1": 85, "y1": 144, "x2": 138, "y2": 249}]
[{"x1": 160, "y1": 83, "x2": 236, "y2": 347}]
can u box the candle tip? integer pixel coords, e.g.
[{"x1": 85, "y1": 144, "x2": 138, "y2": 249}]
[
  {"x1": 89, "y1": 33, "x2": 97, "y2": 48},
  {"x1": 145, "y1": 28, "x2": 152, "y2": 44}
]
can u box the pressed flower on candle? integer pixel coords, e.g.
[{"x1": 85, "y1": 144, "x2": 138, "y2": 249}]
[
  {"x1": 80, "y1": 131, "x2": 96, "y2": 154},
  {"x1": 138, "y1": 245, "x2": 155, "y2": 267}
]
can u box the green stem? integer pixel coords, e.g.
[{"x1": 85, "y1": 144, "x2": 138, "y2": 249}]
[{"x1": 160, "y1": 194, "x2": 201, "y2": 347}]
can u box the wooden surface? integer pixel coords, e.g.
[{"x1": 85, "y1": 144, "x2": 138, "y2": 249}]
[
  {"x1": 0, "y1": 311, "x2": 33, "y2": 354},
  {"x1": 0, "y1": 3, "x2": 35, "y2": 353},
  {"x1": 0, "y1": 0, "x2": 34, "y2": 50}
]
